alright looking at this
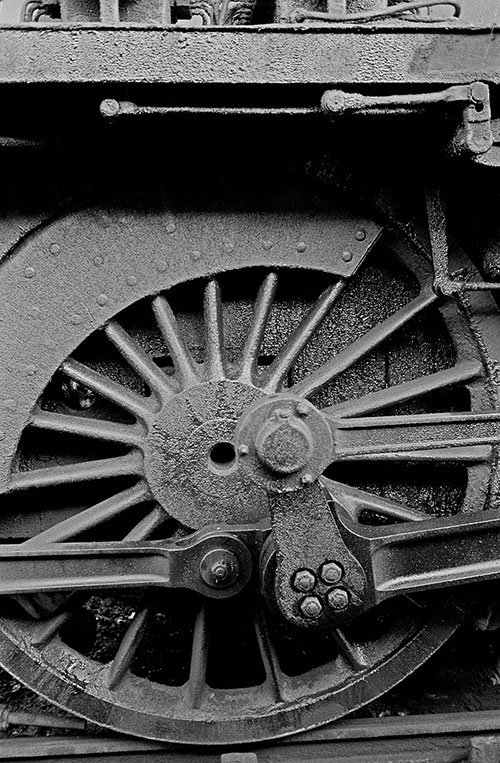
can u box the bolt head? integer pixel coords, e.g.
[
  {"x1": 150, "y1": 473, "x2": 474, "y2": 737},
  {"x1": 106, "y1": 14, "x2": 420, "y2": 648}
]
[
  {"x1": 200, "y1": 549, "x2": 240, "y2": 589},
  {"x1": 327, "y1": 587, "x2": 350, "y2": 612},
  {"x1": 319, "y1": 561, "x2": 343, "y2": 585},
  {"x1": 292, "y1": 569, "x2": 316, "y2": 593},
  {"x1": 211, "y1": 561, "x2": 230, "y2": 581},
  {"x1": 238, "y1": 444, "x2": 249, "y2": 456},
  {"x1": 300, "y1": 595, "x2": 323, "y2": 619}
]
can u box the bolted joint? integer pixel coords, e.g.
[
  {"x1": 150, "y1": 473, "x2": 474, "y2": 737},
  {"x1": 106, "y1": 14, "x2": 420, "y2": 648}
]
[
  {"x1": 200, "y1": 549, "x2": 240, "y2": 589},
  {"x1": 327, "y1": 587, "x2": 350, "y2": 612},
  {"x1": 319, "y1": 561, "x2": 343, "y2": 585},
  {"x1": 300, "y1": 595, "x2": 323, "y2": 619},
  {"x1": 292, "y1": 568, "x2": 316, "y2": 593},
  {"x1": 255, "y1": 412, "x2": 314, "y2": 475}
]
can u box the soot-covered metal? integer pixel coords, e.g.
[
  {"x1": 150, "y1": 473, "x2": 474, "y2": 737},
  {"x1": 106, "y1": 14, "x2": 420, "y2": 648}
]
[{"x1": 0, "y1": 0, "x2": 500, "y2": 749}]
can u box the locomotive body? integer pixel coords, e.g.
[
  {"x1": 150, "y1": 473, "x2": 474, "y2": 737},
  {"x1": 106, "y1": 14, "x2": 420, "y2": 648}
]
[{"x1": 0, "y1": 0, "x2": 500, "y2": 746}]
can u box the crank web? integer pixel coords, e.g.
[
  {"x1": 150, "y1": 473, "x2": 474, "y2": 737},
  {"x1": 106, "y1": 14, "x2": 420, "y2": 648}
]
[{"x1": 0, "y1": 206, "x2": 496, "y2": 744}]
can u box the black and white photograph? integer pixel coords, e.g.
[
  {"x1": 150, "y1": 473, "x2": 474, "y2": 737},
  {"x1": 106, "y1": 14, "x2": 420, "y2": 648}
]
[{"x1": 0, "y1": 1, "x2": 500, "y2": 761}]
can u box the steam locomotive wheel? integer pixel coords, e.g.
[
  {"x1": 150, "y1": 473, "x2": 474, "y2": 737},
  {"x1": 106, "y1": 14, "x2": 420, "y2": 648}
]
[{"x1": 0, "y1": 200, "x2": 497, "y2": 745}]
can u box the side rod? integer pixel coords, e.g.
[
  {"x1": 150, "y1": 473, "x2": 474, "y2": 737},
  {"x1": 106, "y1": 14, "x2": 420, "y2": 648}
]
[{"x1": 333, "y1": 500, "x2": 500, "y2": 604}]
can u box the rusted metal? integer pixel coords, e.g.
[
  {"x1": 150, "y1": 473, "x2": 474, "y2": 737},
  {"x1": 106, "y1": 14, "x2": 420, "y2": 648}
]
[
  {"x1": 4, "y1": 710, "x2": 500, "y2": 761},
  {"x1": 292, "y1": 0, "x2": 462, "y2": 24},
  {"x1": 2, "y1": 26, "x2": 500, "y2": 87},
  {"x1": 0, "y1": 706, "x2": 86, "y2": 732},
  {"x1": 321, "y1": 82, "x2": 493, "y2": 158},
  {"x1": 1, "y1": 0, "x2": 500, "y2": 746}
]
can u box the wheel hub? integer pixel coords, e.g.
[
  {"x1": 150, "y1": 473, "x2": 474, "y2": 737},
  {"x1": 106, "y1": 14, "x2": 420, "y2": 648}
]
[
  {"x1": 144, "y1": 380, "x2": 267, "y2": 528},
  {"x1": 236, "y1": 395, "x2": 333, "y2": 491}
]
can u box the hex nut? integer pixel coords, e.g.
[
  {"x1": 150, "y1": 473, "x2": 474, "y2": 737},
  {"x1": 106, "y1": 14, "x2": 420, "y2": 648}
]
[
  {"x1": 292, "y1": 569, "x2": 316, "y2": 593},
  {"x1": 327, "y1": 587, "x2": 350, "y2": 612},
  {"x1": 200, "y1": 549, "x2": 240, "y2": 589},
  {"x1": 300, "y1": 595, "x2": 323, "y2": 619},
  {"x1": 319, "y1": 561, "x2": 343, "y2": 586}
]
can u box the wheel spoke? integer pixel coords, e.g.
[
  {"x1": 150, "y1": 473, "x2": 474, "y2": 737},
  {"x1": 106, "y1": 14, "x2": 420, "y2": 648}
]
[
  {"x1": 321, "y1": 477, "x2": 425, "y2": 523},
  {"x1": 333, "y1": 629, "x2": 369, "y2": 671},
  {"x1": 32, "y1": 607, "x2": 77, "y2": 647},
  {"x1": 239, "y1": 272, "x2": 278, "y2": 384},
  {"x1": 324, "y1": 360, "x2": 484, "y2": 419},
  {"x1": 264, "y1": 280, "x2": 346, "y2": 394},
  {"x1": 152, "y1": 295, "x2": 200, "y2": 389},
  {"x1": 254, "y1": 607, "x2": 286, "y2": 701},
  {"x1": 108, "y1": 604, "x2": 150, "y2": 689},
  {"x1": 61, "y1": 358, "x2": 154, "y2": 422},
  {"x1": 292, "y1": 285, "x2": 438, "y2": 399},
  {"x1": 23, "y1": 483, "x2": 151, "y2": 544},
  {"x1": 335, "y1": 445, "x2": 492, "y2": 463},
  {"x1": 184, "y1": 605, "x2": 209, "y2": 709},
  {"x1": 124, "y1": 505, "x2": 166, "y2": 541},
  {"x1": 204, "y1": 280, "x2": 225, "y2": 380},
  {"x1": 29, "y1": 410, "x2": 143, "y2": 447},
  {"x1": 9, "y1": 452, "x2": 144, "y2": 493},
  {"x1": 31, "y1": 506, "x2": 164, "y2": 644},
  {"x1": 105, "y1": 321, "x2": 175, "y2": 401},
  {"x1": 329, "y1": 410, "x2": 500, "y2": 460}
]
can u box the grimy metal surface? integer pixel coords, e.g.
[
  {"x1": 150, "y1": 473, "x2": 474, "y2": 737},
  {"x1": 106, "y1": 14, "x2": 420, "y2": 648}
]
[
  {"x1": 3, "y1": 0, "x2": 500, "y2": 748},
  {"x1": 0, "y1": 25, "x2": 500, "y2": 85}
]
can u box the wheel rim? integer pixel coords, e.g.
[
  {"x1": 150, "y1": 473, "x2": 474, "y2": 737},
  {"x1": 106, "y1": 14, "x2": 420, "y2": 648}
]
[{"x1": 0, "y1": 197, "x2": 497, "y2": 744}]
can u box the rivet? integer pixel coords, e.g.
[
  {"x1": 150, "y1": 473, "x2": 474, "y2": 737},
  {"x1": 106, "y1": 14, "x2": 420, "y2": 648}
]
[
  {"x1": 355, "y1": 228, "x2": 366, "y2": 242},
  {"x1": 262, "y1": 240, "x2": 273, "y2": 251},
  {"x1": 341, "y1": 250, "x2": 353, "y2": 262},
  {"x1": 126, "y1": 275, "x2": 138, "y2": 287},
  {"x1": 25, "y1": 364, "x2": 37, "y2": 377},
  {"x1": 99, "y1": 212, "x2": 112, "y2": 228},
  {"x1": 156, "y1": 260, "x2": 168, "y2": 273},
  {"x1": 238, "y1": 444, "x2": 249, "y2": 456},
  {"x1": 93, "y1": 255, "x2": 104, "y2": 268},
  {"x1": 24, "y1": 266, "x2": 35, "y2": 279},
  {"x1": 296, "y1": 401, "x2": 310, "y2": 417},
  {"x1": 301, "y1": 473, "x2": 314, "y2": 484},
  {"x1": 70, "y1": 313, "x2": 83, "y2": 326},
  {"x1": 97, "y1": 294, "x2": 108, "y2": 306},
  {"x1": 166, "y1": 221, "x2": 176, "y2": 234},
  {"x1": 296, "y1": 242, "x2": 307, "y2": 253},
  {"x1": 192, "y1": 250, "x2": 201, "y2": 261},
  {"x1": 49, "y1": 243, "x2": 60, "y2": 256}
]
